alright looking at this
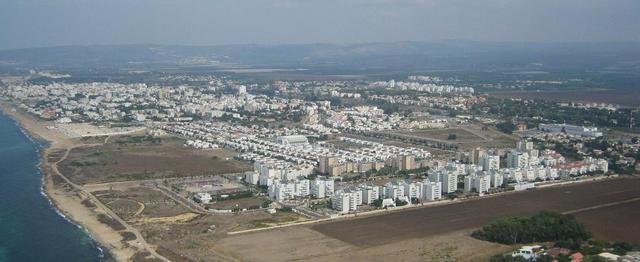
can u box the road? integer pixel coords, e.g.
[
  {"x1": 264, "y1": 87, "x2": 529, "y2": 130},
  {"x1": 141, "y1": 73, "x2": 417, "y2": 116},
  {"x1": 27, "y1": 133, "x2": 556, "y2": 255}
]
[{"x1": 154, "y1": 184, "x2": 208, "y2": 214}]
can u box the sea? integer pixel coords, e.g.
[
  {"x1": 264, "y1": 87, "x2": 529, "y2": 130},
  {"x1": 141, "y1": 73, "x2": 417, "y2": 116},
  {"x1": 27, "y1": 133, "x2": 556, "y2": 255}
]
[{"x1": 0, "y1": 112, "x2": 104, "y2": 261}]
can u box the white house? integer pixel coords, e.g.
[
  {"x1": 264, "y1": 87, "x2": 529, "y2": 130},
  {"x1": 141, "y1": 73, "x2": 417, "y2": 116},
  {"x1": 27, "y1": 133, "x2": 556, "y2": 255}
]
[
  {"x1": 194, "y1": 192, "x2": 212, "y2": 204},
  {"x1": 512, "y1": 245, "x2": 543, "y2": 260}
]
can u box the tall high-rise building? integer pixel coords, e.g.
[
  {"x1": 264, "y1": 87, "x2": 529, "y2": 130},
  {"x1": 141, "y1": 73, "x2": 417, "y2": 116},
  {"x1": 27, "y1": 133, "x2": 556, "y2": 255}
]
[
  {"x1": 472, "y1": 147, "x2": 486, "y2": 165},
  {"x1": 360, "y1": 184, "x2": 380, "y2": 205},
  {"x1": 517, "y1": 140, "x2": 534, "y2": 151},
  {"x1": 464, "y1": 174, "x2": 491, "y2": 194},
  {"x1": 432, "y1": 172, "x2": 458, "y2": 193},
  {"x1": 490, "y1": 171, "x2": 504, "y2": 188},
  {"x1": 507, "y1": 150, "x2": 529, "y2": 168},
  {"x1": 422, "y1": 181, "x2": 442, "y2": 201},
  {"x1": 394, "y1": 154, "x2": 416, "y2": 171},
  {"x1": 481, "y1": 155, "x2": 500, "y2": 171},
  {"x1": 319, "y1": 155, "x2": 338, "y2": 175}
]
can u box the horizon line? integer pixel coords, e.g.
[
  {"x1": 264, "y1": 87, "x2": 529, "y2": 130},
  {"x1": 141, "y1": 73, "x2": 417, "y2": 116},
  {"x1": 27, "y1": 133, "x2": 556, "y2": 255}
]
[{"x1": 2, "y1": 39, "x2": 640, "y2": 52}]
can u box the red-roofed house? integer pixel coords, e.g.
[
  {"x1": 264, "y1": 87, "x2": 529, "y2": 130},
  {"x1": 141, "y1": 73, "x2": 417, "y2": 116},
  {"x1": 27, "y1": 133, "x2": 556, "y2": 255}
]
[{"x1": 570, "y1": 252, "x2": 584, "y2": 262}]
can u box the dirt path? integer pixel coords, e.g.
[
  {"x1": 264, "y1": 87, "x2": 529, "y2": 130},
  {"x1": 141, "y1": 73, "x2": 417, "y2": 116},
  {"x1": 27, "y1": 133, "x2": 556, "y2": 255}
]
[
  {"x1": 563, "y1": 197, "x2": 640, "y2": 215},
  {"x1": 49, "y1": 144, "x2": 170, "y2": 261}
]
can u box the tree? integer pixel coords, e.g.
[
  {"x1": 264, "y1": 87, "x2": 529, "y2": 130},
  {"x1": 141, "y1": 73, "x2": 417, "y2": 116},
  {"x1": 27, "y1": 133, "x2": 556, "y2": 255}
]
[
  {"x1": 496, "y1": 122, "x2": 517, "y2": 134},
  {"x1": 611, "y1": 241, "x2": 634, "y2": 255},
  {"x1": 372, "y1": 198, "x2": 383, "y2": 208},
  {"x1": 447, "y1": 133, "x2": 457, "y2": 140},
  {"x1": 472, "y1": 211, "x2": 591, "y2": 245},
  {"x1": 395, "y1": 198, "x2": 408, "y2": 206}
]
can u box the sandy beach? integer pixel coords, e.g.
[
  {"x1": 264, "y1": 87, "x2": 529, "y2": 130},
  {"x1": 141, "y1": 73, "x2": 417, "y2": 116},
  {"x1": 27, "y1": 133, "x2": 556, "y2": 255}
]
[{"x1": 0, "y1": 101, "x2": 157, "y2": 261}]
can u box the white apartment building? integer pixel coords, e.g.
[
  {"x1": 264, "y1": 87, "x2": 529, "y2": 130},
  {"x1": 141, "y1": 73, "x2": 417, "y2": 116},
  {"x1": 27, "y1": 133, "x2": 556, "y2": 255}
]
[
  {"x1": 546, "y1": 167, "x2": 559, "y2": 179},
  {"x1": 403, "y1": 181, "x2": 422, "y2": 200},
  {"x1": 464, "y1": 176, "x2": 473, "y2": 193},
  {"x1": 269, "y1": 182, "x2": 295, "y2": 202},
  {"x1": 268, "y1": 178, "x2": 310, "y2": 202},
  {"x1": 464, "y1": 174, "x2": 491, "y2": 194},
  {"x1": 422, "y1": 181, "x2": 442, "y2": 201},
  {"x1": 295, "y1": 179, "x2": 310, "y2": 197},
  {"x1": 517, "y1": 140, "x2": 534, "y2": 151},
  {"x1": 360, "y1": 184, "x2": 380, "y2": 204},
  {"x1": 310, "y1": 177, "x2": 335, "y2": 198},
  {"x1": 482, "y1": 155, "x2": 500, "y2": 171},
  {"x1": 507, "y1": 151, "x2": 530, "y2": 169},
  {"x1": 244, "y1": 171, "x2": 259, "y2": 185},
  {"x1": 255, "y1": 159, "x2": 313, "y2": 186},
  {"x1": 475, "y1": 174, "x2": 491, "y2": 194},
  {"x1": 332, "y1": 188, "x2": 363, "y2": 213},
  {"x1": 489, "y1": 171, "x2": 504, "y2": 188},
  {"x1": 429, "y1": 171, "x2": 458, "y2": 194},
  {"x1": 333, "y1": 192, "x2": 351, "y2": 213},
  {"x1": 383, "y1": 182, "x2": 405, "y2": 200},
  {"x1": 466, "y1": 164, "x2": 484, "y2": 175}
]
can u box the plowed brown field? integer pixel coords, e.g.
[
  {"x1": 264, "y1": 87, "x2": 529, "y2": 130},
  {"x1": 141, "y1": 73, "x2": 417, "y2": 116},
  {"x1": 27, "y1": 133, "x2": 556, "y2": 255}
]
[{"x1": 312, "y1": 177, "x2": 640, "y2": 246}]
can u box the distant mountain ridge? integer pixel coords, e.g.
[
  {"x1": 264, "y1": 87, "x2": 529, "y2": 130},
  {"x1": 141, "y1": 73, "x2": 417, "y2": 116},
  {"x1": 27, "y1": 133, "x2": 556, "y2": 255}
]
[{"x1": 1, "y1": 41, "x2": 640, "y2": 73}]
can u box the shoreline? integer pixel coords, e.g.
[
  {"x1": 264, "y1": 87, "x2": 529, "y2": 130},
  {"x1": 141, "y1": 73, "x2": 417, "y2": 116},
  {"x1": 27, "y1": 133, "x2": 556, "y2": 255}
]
[{"x1": 0, "y1": 101, "x2": 138, "y2": 261}]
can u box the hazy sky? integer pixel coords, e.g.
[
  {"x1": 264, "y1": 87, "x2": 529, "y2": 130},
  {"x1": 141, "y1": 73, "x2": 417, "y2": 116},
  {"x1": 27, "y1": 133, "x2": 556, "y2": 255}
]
[{"x1": 1, "y1": 0, "x2": 639, "y2": 50}]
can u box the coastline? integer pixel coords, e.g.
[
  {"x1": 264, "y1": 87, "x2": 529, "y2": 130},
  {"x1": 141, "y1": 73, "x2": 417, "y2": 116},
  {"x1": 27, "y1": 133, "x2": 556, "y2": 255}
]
[{"x1": 0, "y1": 101, "x2": 138, "y2": 261}]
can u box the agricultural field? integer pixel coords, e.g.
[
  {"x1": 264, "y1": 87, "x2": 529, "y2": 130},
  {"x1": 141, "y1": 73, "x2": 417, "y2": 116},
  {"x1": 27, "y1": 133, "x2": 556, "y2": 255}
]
[
  {"x1": 213, "y1": 177, "x2": 640, "y2": 261},
  {"x1": 312, "y1": 177, "x2": 640, "y2": 246},
  {"x1": 573, "y1": 198, "x2": 640, "y2": 245}
]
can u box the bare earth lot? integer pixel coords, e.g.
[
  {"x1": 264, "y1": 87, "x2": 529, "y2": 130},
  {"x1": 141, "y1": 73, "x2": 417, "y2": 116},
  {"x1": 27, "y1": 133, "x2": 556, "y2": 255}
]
[
  {"x1": 59, "y1": 136, "x2": 252, "y2": 184},
  {"x1": 207, "y1": 196, "x2": 267, "y2": 210},
  {"x1": 403, "y1": 128, "x2": 485, "y2": 142},
  {"x1": 95, "y1": 187, "x2": 191, "y2": 220},
  {"x1": 394, "y1": 125, "x2": 517, "y2": 151}
]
